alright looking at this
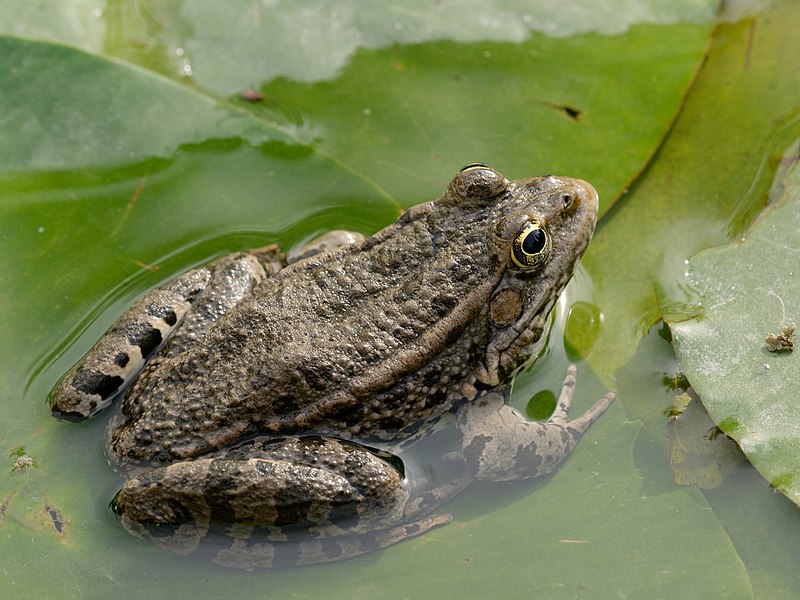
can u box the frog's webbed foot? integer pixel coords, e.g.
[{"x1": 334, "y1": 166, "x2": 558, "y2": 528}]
[
  {"x1": 457, "y1": 364, "x2": 615, "y2": 481},
  {"x1": 49, "y1": 253, "x2": 270, "y2": 421},
  {"x1": 112, "y1": 436, "x2": 447, "y2": 567}
]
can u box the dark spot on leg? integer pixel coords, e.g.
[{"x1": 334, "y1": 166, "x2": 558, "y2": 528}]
[
  {"x1": 461, "y1": 434, "x2": 491, "y2": 475},
  {"x1": 327, "y1": 499, "x2": 360, "y2": 526},
  {"x1": 128, "y1": 326, "x2": 163, "y2": 357},
  {"x1": 565, "y1": 426, "x2": 582, "y2": 443},
  {"x1": 72, "y1": 369, "x2": 124, "y2": 399},
  {"x1": 114, "y1": 352, "x2": 130, "y2": 367},
  {"x1": 147, "y1": 302, "x2": 178, "y2": 326},
  {"x1": 513, "y1": 443, "x2": 544, "y2": 478}
]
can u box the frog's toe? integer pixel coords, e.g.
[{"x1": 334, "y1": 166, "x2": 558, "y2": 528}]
[
  {"x1": 564, "y1": 390, "x2": 615, "y2": 435},
  {"x1": 547, "y1": 363, "x2": 614, "y2": 430}
]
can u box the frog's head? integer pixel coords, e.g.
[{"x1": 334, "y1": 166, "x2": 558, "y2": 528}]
[{"x1": 446, "y1": 163, "x2": 599, "y2": 387}]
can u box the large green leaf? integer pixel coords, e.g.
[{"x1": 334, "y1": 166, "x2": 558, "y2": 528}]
[
  {"x1": 1, "y1": 0, "x2": 716, "y2": 212},
  {"x1": 580, "y1": 0, "x2": 800, "y2": 381},
  {"x1": 2, "y1": 0, "x2": 779, "y2": 598},
  {"x1": 670, "y1": 157, "x2": 800, "y2": 503},
  {"x1": 570, "y1": 0, "x2": 800, "y2": 595}
]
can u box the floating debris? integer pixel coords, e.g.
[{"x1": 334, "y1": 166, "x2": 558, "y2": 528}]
[{"x1": 765, "y1": 322, "x2": 795, "y2": 352}]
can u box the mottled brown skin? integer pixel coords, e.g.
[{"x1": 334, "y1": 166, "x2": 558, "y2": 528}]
[
  {"x1": 108, "y1": 168, "x2": 598, "y2": 468},
  {"x1": 50, "y1": 165, "x2": 611, "y2": 567}
]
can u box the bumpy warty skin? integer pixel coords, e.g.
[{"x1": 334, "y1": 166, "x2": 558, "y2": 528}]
[
  {"x1": 107, "y1": 171, "x2": 598, "y2": 469},
  {"x1": 48, "y1": 165, "x2": 611, "y2": 567}
]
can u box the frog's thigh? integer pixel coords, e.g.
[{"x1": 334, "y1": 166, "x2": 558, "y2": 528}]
[
  {"x1": 112, "y1": 437, "x2": 410, "y2": 554},
  {"x1": 457, "y1": 366, "x2": 615, "y2": 481},
  {"x1": 159, "y1": 252, "x2": 269, "y2": 357},
  {"x1": 49, "y1": 253, "x2": 268, "y2": 421}
]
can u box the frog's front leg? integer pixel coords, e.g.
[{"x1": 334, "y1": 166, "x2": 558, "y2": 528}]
[
  {"x1": 49, "y1": 251, "x2": 274, "y2": 421},
  {"x1": 457, "y1": 365, "x2": 615, "y2": 481},
  {"x1": 112, "y1": 436, "x2": 447, "y2": 567}
]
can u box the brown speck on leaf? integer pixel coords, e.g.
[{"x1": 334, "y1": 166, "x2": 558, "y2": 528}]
[
  {"x1": 133, "y1": 260, "x2": 160, "y2": 272},
  {"x1": 766, "y1": 322, "x2": 794, "y2": 352},
  {"x1": 12, "y1": 455, "x2": 35, "y2": 474},
  {"x1": 527, "y1": 98, "x2": 582, "y2": 121},
  {"x1": 0, "y1": 492, "x2": 15, "y2": 525},
  {"x1": 239, "y1": 89, "x2": 264, "y2": 102}
]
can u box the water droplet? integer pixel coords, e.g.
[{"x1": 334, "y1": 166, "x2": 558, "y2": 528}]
[
  {"x1": 93, "y1": 8, "x2": 103, "y2": 18},
  {"x1": 37, "y1": 226, "x2": 45, "y2": 234},
  {"x1": 363, "y1": 108, "x2": 371, "y2": 116},
  {"x1": 484, "y1": 50, "x2": 492, "y2": 58},
  {"x1": 176, "y1": 48, "x2": 184, "y2": 57}
]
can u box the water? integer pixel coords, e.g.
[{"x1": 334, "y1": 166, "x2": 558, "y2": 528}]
[
  {"x1": 6, "y1": 133, "x2": 799, "y2": 600},
  {"x1": 3, "y1": 130, "x2": 622, "y2": 595},
  {"x1": 2, "y1": 1, "x2": 800, "y2": 597}
]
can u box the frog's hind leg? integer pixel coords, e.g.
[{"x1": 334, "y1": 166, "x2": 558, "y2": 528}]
[
  {"x1": 111, "y1": 436, "x2": 449, "y2": 568},
  {"x1": 156, "y1": 251, "x2": 280, "y2": 358},
  {"x1": 49, "y1": 252, "x2": 272, "y2": 421},
  {"x1": 210, "y1": 513, "x2": 451, "y2": 570},
  {"x1": 457, "y1": 365, "x2": 615, "y2": 481}
]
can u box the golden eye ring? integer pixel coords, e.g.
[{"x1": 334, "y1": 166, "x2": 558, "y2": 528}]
[{"x1": 511, "y1": 222, "x2": 549, "y2": 269}]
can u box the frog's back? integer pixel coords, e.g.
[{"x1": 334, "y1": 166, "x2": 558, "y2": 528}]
[
  {"x1": 110, "y1": 199, "x2": 502, "y2": 465},
  {"x1": 109, "y1": 166, "x2": 600, "y2": 468}
]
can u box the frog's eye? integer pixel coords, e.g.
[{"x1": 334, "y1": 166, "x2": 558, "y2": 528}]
[
  {"x1": 511, "y1": 221, "x2": 550, "y2": 269},
  {"x1": 446, "y1": 163, "x2": 508, "y2": 206}
]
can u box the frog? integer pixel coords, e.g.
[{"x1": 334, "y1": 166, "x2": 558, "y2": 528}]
[{"x1": 49, "y1": 164, "x2": 614, "y2": 569}]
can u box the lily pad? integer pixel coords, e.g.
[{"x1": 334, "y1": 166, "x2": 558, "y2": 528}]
[
  {"x1": 580, "y1": 0, "x2": 800, "y2": 381},
  {"x1": 0, "y1": 1, "x2": 764, "y2": 598},
  {"x1": 0, "y1": 0, "x2": 717, "y2": 212},
  {"x1": 671, "y1": 156, "x2": 800, "y2": 505}
]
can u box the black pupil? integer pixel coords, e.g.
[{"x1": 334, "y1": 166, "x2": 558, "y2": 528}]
[{"x1": 522, "y1": 228, "x2": 546, "y2": 254}]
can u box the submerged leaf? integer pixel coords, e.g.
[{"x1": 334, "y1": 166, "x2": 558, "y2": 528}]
[{"x1": 667, "y1": 391, "x2": 742, "y2": 489}]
